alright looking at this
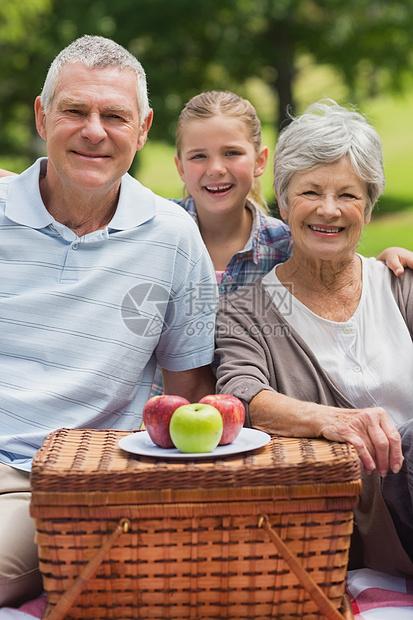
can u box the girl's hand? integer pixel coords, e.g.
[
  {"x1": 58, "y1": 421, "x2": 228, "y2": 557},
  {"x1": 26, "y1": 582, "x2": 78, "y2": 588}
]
[{"x1": 378, "y1": 246, "x2": 413, "y2": 276}]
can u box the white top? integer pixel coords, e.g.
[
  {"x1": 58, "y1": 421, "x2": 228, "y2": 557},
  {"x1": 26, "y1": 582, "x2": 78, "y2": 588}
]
[
  {"x1": 0, "y1": 159, "x2": 217, "y2": 470},
  {"x1": 263, "y1": 255, "x2": 413, "y2": 427}
]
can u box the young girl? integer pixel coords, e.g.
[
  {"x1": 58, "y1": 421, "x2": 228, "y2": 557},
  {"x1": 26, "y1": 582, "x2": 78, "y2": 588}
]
[{"x1": 172, "y1": 90, "x2": 292, "y2": 297}]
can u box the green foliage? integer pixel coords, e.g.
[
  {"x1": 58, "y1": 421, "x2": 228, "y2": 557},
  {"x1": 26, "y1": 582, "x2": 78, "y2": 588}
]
[
  {"x1": 136, "y1": 140, "x2": 181, "y2": 201},
  {"x1": 358, "y1": 209, "x2": 413, "y2": 256},
  {"x1": 0, "y1": 0, "x2": 51, "y2": 43},
  {"x1": 3, "y1": 0, "x2": 413, "y2": 191},
  {"x1": 0, "y1": 0, "x2": 51, "y2": 165},
  {"x1": 3, "y1": 0, "x2": 413, "y2": 150}
]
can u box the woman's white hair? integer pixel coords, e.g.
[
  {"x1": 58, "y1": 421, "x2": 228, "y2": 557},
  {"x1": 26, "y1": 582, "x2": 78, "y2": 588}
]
[
  {"x1": 40, "y1": 35, "x2": 151, "y2": 124},
  {"x1": 273, "y1": 99, "x2": 385, "y2": 216}
]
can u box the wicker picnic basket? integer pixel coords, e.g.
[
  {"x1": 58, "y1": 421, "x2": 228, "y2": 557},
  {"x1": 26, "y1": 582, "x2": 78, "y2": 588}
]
[{"x1": 30, "y1": 428, "x2": 361, "y2": 620}]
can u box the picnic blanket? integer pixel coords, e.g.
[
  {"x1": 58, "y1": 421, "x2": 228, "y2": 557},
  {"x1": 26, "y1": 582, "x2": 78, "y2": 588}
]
[
  {"x1": 0, "y1": 569, "x2": 412, "y2": 619},
  {"x1": 0, "y1": 593, "x2": 46, "y2": 619},
  {"x1": 347, "y1": 569, "x2": 413, "y2": 618}
]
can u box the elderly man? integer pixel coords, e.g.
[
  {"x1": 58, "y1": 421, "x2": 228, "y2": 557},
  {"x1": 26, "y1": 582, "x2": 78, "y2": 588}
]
[{"x1": 0, "y1": 35, "x2": 217, "y2": 606}]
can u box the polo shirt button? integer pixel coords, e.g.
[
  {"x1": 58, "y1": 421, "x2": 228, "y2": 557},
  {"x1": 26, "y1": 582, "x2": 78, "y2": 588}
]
[
  {"x1": 72, "y1": 243, "x2": 79, "y2": 250},
  {"x1": 353, "y1": 365, "x2": 361, "y2": 373},
  {"x1": 344, "y1": 327, "x2": 352, "y2": 334}
]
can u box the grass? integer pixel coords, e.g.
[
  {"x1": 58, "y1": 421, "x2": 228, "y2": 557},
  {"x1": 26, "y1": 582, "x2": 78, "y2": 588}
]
[
  {"x1": 363, "y1": 93, "x2": 413, "y2": 207},
  {"x1": 355, "y1": 90, "x2": 413, "y2": 255},
  {"x1": 358, "y1": 208, "x2": 413, "y2": 256},
  {"x1": 135, "y1": 141, "x2": 182, "y2": 200}
]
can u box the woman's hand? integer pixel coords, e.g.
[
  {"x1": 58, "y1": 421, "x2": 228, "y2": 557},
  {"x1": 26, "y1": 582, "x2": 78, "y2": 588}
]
[
  {"x1": 378, "y1": 246, "x2": 413, "y2": 276},
  {"x1": 319, "y1": 406, "x2": 403, "y2": 476},
  {"x1": 249, "y1": 391, "x2": 403, "y2": 477}
]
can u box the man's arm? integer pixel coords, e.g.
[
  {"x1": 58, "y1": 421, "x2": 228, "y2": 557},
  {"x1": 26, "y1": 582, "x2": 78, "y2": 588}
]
[
  {"x1": 162, "y1": 365, "x2": 216, "y2": 403},
  {"x1": 378, "y1": 246, "x2": 413, "y2": 276}
]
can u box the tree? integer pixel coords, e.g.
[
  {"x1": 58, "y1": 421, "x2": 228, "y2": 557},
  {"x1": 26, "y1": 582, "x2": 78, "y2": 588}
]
[
  {"x1": 2, "y1": 0, "x2": 413, "y2": 165},
  {"x1": 0, "y1": 0, "x2": 53, "y2": 167}
]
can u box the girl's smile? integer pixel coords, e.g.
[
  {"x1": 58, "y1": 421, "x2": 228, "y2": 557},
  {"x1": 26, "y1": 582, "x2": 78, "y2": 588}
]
[{"x1": 204, "y1": 183, "x2": 233, "y2": 196}]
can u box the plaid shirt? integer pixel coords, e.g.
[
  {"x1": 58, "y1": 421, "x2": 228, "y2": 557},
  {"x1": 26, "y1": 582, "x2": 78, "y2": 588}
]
[
  {"x1": 150, "y1": 197, "x2": 293, "y2": 396},
  {"x1": 176, "y1": 197, "x2": 292, "y2": 296}
]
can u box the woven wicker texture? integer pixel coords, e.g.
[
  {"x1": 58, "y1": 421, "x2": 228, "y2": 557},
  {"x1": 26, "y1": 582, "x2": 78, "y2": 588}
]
[{"x1": 30, "y1": 429, "x2": 361, "y2": 619}]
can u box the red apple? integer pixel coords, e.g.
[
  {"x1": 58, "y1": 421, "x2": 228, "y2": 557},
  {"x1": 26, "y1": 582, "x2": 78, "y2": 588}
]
[
  {"x1": 199, "y1": 394, "x2": 245, "y2": 445},
  {"x1": 142, "y1": 395, "x2": 190, "y2": 448}
]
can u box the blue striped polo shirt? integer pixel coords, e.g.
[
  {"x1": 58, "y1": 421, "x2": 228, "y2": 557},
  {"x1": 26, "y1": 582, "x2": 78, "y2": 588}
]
[{"x1": 0, "y1": 159, "x2": 217, "y2": 470}]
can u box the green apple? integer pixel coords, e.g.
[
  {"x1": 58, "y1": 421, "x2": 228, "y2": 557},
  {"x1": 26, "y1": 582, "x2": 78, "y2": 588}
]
[{"x1": 169, "y1": 403, "x2": 223, "y2": 453}]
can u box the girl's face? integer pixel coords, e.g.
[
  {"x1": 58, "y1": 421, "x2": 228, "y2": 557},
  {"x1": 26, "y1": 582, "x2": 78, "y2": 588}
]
[{"x1": 175, "y1": 115, "x2": 267, "y2": 218}]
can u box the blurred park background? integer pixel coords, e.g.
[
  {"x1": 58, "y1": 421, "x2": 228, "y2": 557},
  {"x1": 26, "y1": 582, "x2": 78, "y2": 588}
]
[{"x1": 1, "y1": 0, "x2": 413, "y2": 255}]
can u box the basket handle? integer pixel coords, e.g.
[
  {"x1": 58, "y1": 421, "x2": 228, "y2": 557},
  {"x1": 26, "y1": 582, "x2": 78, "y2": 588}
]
[
  {"x1": 42, "y1": 517, "x2": 131, "y2": 620},
  {"x1": 258, "y1": 514, "x2": 346, "y2": 620}
]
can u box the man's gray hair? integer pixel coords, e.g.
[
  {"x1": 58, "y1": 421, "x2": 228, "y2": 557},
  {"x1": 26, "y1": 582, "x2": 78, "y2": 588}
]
[
  {"x1": 40, "y1": 35, "x2": 151, "y2": 123},
  {"x1": 273, "y1": 99, "x2": 385, "y2": 217}
]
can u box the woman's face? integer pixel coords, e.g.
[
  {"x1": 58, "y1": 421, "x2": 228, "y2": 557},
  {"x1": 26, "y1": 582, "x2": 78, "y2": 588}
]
[{"x1": 281, "y1": 158, "x2": 369, "y2": 263}]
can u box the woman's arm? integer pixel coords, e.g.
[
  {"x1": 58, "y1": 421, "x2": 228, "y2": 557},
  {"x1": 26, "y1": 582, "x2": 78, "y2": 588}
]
[
  {"x1": 0, "y1": 168, "x2": 17, "y2": 178},
  {"x1": 249, "y1": 389, "x2": 403, "y2": 477},
  {"x1": 216, "y1": 284, "x2": 404, "y2": 477}
]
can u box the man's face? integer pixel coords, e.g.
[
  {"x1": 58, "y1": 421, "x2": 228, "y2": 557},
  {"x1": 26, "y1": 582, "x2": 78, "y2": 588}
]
[{"x1": 35, "y1": 63, "x2": 152, "y2": 195}]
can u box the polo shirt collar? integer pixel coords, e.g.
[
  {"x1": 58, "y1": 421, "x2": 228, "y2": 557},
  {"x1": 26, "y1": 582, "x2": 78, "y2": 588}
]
[
  {"x1": 108, "y1": 171, "x2": 156, "y2": 230},
  {"x1": 5, "y1": 159, "x2": 54, "y2": 229},
  {"x1": 5, "y1": 158, "x2": 157, "y2": 232}
]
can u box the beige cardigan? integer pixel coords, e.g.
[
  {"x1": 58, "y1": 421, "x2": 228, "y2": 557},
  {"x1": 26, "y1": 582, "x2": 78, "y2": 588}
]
[{"x1": 215, "y1": 267, "x2": 413, "y2": 577}]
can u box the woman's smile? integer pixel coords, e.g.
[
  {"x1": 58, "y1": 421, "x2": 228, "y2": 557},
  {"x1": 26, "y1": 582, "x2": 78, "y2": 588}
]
[{"x1": 308, "y1": 224, "x2": 345, "y2": 234}]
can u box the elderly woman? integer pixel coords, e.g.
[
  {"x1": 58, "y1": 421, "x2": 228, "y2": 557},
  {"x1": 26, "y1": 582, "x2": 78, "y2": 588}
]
[{"x1": 215, "y1": 99, "x2": 413, "y2": 576}]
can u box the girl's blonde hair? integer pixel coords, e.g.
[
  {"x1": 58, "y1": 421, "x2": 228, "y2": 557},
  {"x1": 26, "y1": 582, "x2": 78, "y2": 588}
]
[{"x1": 175, "y1": 90, "x2": 267, "y2": 211}]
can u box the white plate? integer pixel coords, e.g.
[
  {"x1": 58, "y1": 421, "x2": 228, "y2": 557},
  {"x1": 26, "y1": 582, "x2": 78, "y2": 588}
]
[{"x1": 118, "y1": 428, "x2": 271, "y2": 460}]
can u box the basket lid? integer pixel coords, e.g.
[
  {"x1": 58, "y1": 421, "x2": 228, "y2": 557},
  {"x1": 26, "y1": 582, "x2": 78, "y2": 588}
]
[{"x1": 30, "y1": 428, "x2": 361, "y2": 493}]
